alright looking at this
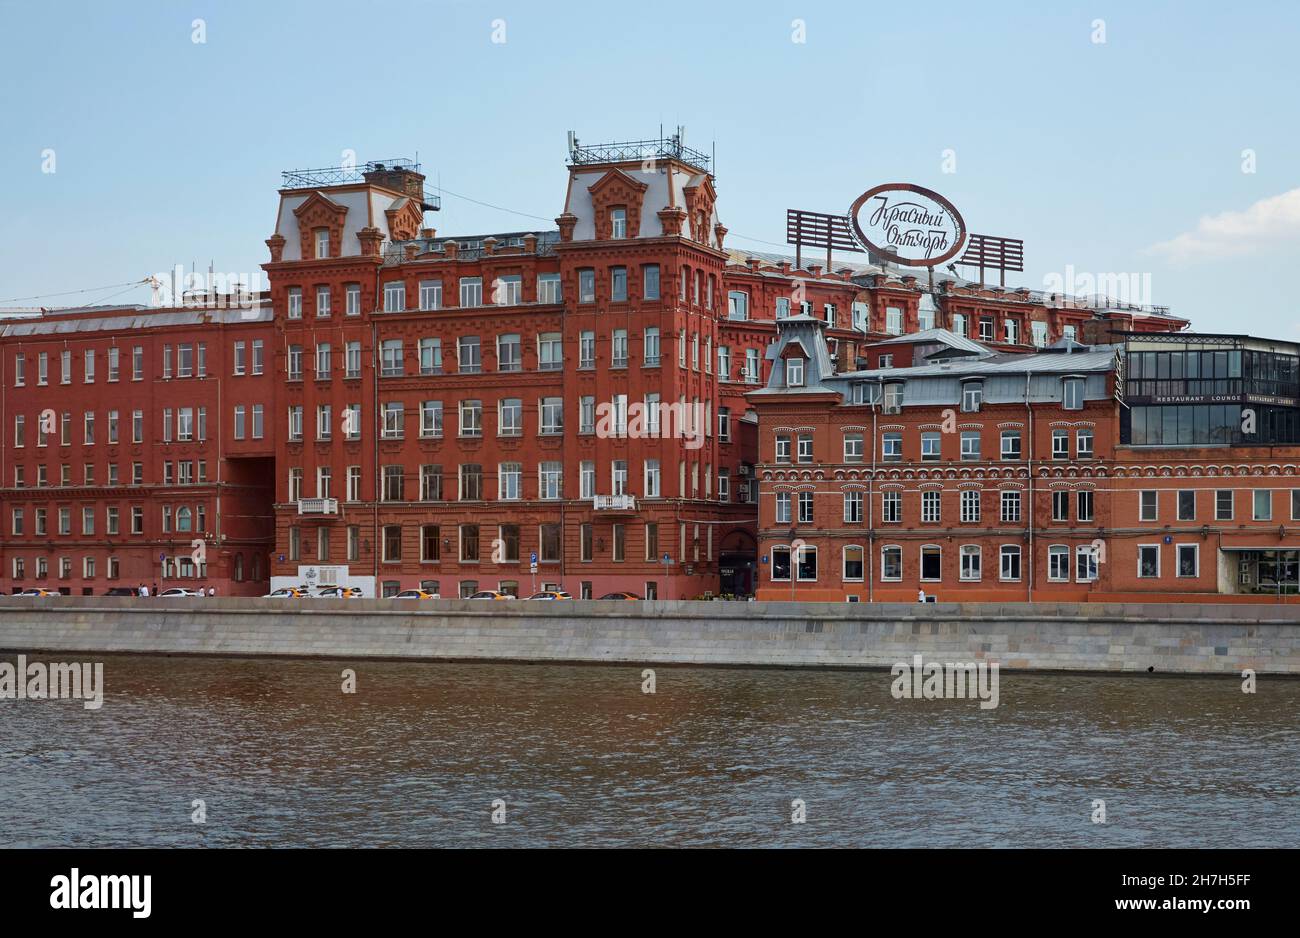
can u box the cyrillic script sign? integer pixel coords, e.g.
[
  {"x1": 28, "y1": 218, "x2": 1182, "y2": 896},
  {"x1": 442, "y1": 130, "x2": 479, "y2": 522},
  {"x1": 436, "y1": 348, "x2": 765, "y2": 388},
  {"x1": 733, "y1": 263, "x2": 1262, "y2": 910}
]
[{"x1": 849, "y1": 183, "x2": 967, "y2": 267}]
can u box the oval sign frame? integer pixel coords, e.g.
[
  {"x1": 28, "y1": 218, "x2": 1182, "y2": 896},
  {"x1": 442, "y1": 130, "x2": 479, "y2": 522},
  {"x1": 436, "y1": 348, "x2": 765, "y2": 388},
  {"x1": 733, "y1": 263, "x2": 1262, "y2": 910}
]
[{"x1": 849, "y1": 183, "x2": 967, "y2": 268}]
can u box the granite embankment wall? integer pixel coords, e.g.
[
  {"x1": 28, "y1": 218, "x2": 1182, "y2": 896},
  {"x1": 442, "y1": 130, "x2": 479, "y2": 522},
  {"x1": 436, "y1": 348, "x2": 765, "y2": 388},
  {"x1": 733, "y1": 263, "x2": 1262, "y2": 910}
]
[{"x1": 2, "y1": 597, "x2": 1299, "y2": 674}]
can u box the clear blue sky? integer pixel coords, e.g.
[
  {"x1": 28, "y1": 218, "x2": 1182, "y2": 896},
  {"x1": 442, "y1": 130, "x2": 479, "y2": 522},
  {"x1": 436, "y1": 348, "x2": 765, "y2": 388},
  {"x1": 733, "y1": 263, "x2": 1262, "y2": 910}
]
[{"x1": 2, "y1": 0, "x2": 1298, "y2": 336}]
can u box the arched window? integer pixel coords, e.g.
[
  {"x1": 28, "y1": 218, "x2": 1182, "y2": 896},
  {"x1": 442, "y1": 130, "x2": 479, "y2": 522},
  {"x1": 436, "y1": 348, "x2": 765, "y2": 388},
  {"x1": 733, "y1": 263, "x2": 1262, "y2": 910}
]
[
  {"x1": 176, "y1": 507, "x2": 192, "y2": 532},
  {"x1": 234, "y1": 553, "x2": 244, "y2": 583}
]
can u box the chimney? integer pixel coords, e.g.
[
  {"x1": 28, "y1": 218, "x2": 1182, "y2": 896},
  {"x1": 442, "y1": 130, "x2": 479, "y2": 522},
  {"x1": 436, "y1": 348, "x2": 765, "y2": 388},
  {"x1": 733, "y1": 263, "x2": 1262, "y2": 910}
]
[
  {"x1": 421, "y1": 228, "x2": 436, "y2": 239},
  {"x1": 483, "y1": 236, "x2": 498, "y2": 256},
  {"x1": 523, "y1": 233, "x2": 538, "y2": 253},
  {"x1": 363, "y1": 163, "x2": 427, "y2": 201},
  {"x1": 809, "y1": 264, "x2": 823, "y2": 279}
]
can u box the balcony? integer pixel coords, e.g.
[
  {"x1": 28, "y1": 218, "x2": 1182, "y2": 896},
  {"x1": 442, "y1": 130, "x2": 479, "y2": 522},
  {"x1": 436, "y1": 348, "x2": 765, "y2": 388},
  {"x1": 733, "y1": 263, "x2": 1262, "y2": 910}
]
[
  {"x1": 298, "y1": 498, "x2": 339, "y2": 516},
  {"x1": 593, "y1": 495, "x2": 636, "y2": 513}
]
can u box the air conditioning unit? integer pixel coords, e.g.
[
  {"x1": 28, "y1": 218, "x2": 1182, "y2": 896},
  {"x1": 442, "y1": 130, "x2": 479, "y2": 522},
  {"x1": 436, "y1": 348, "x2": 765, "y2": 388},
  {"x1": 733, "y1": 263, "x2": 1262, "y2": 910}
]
[
  {"x1": 738, "y1": 482, "x2": 751, "y2": 499},
  {"x1": 738, "y1": 463, "x2": 751, "y2": 477}
]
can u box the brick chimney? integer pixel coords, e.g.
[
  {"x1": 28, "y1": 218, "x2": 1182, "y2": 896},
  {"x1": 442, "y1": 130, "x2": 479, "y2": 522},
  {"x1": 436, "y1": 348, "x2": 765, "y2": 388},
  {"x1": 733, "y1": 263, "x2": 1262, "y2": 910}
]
[{"x1": 363, "y1": 163, "x2": 426, "y2": 200}]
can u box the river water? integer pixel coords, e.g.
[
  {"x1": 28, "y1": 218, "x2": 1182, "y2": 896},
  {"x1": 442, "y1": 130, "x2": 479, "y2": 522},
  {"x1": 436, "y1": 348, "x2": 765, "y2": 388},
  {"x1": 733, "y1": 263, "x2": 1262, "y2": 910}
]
[{"x1": 1, "y1": 654, "x2": 1296, "y2": 847}]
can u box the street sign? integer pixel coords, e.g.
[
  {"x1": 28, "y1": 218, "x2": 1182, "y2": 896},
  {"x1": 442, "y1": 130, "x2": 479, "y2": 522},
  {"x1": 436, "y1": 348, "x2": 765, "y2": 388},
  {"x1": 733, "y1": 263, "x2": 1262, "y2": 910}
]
[
  {"x1": 530, "y1": 552, "x2": 538, "y2": 565},
  {"x1": 530, "y1": 563, "x2": 538, "y2": 574},
  {"x1": 662, "y1": 553, "x2": 671, "y2": 565}
]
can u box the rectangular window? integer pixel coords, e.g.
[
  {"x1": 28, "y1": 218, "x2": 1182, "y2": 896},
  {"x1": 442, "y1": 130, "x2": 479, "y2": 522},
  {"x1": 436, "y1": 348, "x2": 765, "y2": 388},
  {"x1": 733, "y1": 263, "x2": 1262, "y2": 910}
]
[
  {"x1": 459, "y1": 400, "x2": 482, "y2": 437},
  {"x1": 611, "y1": 267, "x2": 628, "y2": 302},
  {"x1": 383, "y1": 281, "x2": 406, "y2": 312},
  {"x1": 960, "y1": 490, "x2": 981, "y2": 523},
  {"x1": 843, "y1": 433, "x2": 864, "y2": 463},
  {"x1": 1048, "y1": 546, "x2": 1070, "y2": 581},
  {"x1": 496, "y1": 333, "x2": 522, "y2": 372},
  {"x1": 1077, "y1": 490, "x2": 1094, "y2": 523},
  {"x1": 1177, "y1": 544, "x2": 1199, "y2": 578},
  {"x1": 1140, "y1": 490, "x2": 1158, "y2": 522},
  {"x1": 537, "y1": 273, "x2": 561, "y2": 304},
  {"x1": 922, "y1": 491, "x2": 941, "y2": 523},
  {"x1": 499, "y1": 398, "x2": 523, "y2": 437},
  {"x1": 843, "y1": 490, "x2": 863, "y2": 523},
  {"x1": 578, "y1": 269, "x2": 595, "y2": 303},
  {"x1": 960, "y1": 431, "x2": 981, "y2": 461},
  {"x1": 316, "y1": 285, "x2": 331, "y2": 318},
  {"x1": 881, "y1": 491, "x2": 901, "y2": 523},
  {"x1": 921, "y1": 432, "x2": 941, "y2": 462},
  {"x1": 1001, "y1": 431, "x2": 1021, "y2": 460},
  {"x1": 1254, "y1": 490, "x2": 1272, "y2": 521},
  {"x1": 1000, "y1": 545, "x2": 1021, "y2": 581},
  {"x1": 642, "y1": 264, "x2": 660, "y2": 300},
  {"x1": 1076, "y1": 428, "x2": 1094, "y2": 459},
  {"x1": 1138, "y1": 545, "x2": 1160, "y2": 578},
  {"x1": 538, "y1": 332, "x2": 563, "y2": 371},
  {"x1": 1178, "y1": 490, "x2": 1196, "y2": 521},
  {"x1": 727, "y1": 291, "x2": 749, "y2": 321},
  {"x1": 458, "y1": 336, "x2": 481, "y2": 374},
  {"x1": 960, "y1": 546, "x2": 981, "y2": 581},
  {"x1": 345, "y1": 283, "x2": 361, "y2": 316},
  {"x1": 1216, "y1": 490, "x2": 1234, "y2": 521},
  {"x1": 1000, "y1": 490, "x2": 1021, "y2": 523},
  {"x1": 882, "y1": 432, "x2": 902, "y2": 462},
  {"x1": 920, "y1": 546, "x2": 942, "y2": 581}
]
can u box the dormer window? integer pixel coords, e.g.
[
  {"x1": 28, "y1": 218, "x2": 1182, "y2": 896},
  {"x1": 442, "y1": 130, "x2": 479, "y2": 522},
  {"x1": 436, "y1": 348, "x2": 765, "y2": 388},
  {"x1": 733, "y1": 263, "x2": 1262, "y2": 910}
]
[
  {"x1": 610, "y1": 207, "x2": 627, "y2": 239},
  {"x1": 786, "y1": 358, "x2": 805, "y2": 388},
  {"x1": 961, "y1": 379, "x2": 983, "y2": 413},
  {"x1": 882, "y1": 382, "x2": 903, "y2": 414},
  {"x1": 1062, "y1": 377, "x2": 1085, "y2": 410},
  {"x1": 314, "y1": 228, "x2": 330, "y2": 259}
]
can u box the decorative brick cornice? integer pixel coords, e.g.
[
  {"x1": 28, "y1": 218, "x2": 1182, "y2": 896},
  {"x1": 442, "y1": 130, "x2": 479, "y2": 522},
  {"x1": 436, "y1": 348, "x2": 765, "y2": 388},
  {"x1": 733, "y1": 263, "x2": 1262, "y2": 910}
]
[{"x1": 265, "y1": 234, "x2": 286, "y2": 263}]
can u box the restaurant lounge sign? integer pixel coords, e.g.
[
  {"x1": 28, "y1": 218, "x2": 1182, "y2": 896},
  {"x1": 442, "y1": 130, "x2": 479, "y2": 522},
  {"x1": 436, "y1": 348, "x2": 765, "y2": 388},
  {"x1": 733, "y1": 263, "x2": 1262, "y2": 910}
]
[{"x1": 849, "y1": 183, "x2": 967, "y2": 267}]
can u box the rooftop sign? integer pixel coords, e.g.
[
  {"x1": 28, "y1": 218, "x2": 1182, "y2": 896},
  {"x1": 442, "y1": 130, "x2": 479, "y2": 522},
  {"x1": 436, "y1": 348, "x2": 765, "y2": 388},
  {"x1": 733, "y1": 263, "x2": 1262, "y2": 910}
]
[{"x1": 849, "y1": 183, "x2": 967, "y2": 267}]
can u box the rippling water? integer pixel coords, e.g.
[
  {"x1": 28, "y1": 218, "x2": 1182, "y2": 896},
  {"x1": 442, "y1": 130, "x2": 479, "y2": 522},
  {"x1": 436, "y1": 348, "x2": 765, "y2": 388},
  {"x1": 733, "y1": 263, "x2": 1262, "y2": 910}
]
[{"x1": 1, "y1": 653, "x2": 1297, "y2": 847}]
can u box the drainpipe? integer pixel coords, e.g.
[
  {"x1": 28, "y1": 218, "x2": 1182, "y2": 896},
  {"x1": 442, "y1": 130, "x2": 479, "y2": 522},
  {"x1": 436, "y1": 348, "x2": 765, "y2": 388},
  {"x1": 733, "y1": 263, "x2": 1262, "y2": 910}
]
[
  {"x1": 1025, "y1": 370, "x2": 1034, "y2": 602},
  {"x1": 867, "y1": 378, "x2": 881, "y2": 603}
]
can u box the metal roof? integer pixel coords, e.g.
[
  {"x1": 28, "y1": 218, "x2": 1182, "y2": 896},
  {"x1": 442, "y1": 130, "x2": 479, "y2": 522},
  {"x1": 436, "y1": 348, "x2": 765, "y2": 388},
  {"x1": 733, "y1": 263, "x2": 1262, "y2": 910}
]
[
  {"x1": 0, "y1": 304, "x2": 272, "y2": 338},
  {"x1": 876, "y1": 327, "x2": 993, "y2": 358},
  {"x1": 839, "y1": 345, "x2": 1119, "y2": 381}
]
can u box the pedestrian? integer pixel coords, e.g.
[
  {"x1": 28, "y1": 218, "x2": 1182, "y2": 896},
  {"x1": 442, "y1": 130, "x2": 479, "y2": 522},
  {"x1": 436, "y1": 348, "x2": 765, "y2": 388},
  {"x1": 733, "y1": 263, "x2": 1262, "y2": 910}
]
[
  {"x1": 917, "y1": 588, "x2": 926, "y2": 603},
  {"x1": 138, "y1": 583, "x2": 148, "y2": 598},
  {"x1": 207, "y1": 586, "x2": 215, "y2": 597},
  {"x1": 152, "y1": 583, "x2": 159, "y2": 597}
]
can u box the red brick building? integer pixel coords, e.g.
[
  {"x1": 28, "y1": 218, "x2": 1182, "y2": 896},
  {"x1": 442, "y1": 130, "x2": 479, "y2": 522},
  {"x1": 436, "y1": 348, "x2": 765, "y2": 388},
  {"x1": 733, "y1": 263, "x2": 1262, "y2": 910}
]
[
  {"x1": 749, "y1": 319, "x2": 1300, "y2": 603},
  {"x1": 0, "y1": 133, "x2": 1221, "y2": 599},
  {"x1": 1, "y1": 302, "x2": 277, "y2": 595}
]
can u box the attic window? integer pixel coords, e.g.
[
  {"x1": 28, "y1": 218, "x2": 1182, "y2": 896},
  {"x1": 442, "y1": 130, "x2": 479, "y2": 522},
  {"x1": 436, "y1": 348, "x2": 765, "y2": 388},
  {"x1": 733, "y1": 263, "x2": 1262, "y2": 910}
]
[
  {"x1": 883, "y1": 379, "x2": 904, "y2": 413},
  {"x1": 961, "y1": 379, "x2": 983, "y2": 412},
  {"x1": 314, "y1": 228, "x2": 329, "y2": 259},
  {"x1": 610, "y1": 207, "x2": 627, "y2": 239},
  {"x1": 786, "y1": 358, "x2": 805, "y2": 388},
  {"x1": 1063, "y1": 376, "x2": 1085, "y2": 410}
]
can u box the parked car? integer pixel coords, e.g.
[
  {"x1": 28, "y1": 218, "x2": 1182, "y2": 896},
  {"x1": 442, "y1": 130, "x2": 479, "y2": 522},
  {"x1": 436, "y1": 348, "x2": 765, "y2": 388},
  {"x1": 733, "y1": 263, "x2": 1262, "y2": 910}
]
[
  {"x1": 15, "y1": 588, "x2": 60, "y2": 597},
  {"x1": 525, "y1": 590, "x2": 573, "y2": 601},
  {"x1": 264, "y1": 586, "x2": 310, "y2": 598},
  {"x1": 597, "y1": 591, "x2": 641, "y2": 601},
  {"x1": 158, "y1": 587, "x2": 205, "y2": 598},
  {"x1": 316, "y1": 585, "x2": 363, "y2": 599},
  {"x1": 393, "y1": 589, "x2": 438, "y2": 600},
  {"x1": 103, "y1": 587, "x2": 139, "y2": 596},
  {"x1": 467, "y1": 590, "x2": 517, "y2": 600}
]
